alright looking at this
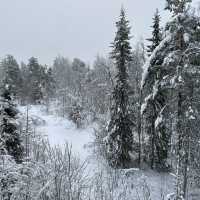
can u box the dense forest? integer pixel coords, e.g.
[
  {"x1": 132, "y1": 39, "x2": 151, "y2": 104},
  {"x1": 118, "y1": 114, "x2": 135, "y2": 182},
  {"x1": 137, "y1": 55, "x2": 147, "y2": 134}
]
[{"x1": 0, "y1": 0, "x2": 200, "y2": 199}]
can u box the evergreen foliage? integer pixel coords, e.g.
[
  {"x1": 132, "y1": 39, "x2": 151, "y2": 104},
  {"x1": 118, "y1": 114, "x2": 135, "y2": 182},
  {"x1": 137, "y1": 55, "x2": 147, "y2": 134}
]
[
  {"x1": 106, "y1": 7, "x2": 134, "y2": 168},
  {"x1": 165, "y1": 0, "x2": 192, "y2": 14},
  {"x1": 146, "y1": 9, "x2": 162, "y2": 56},
  {"x1": 142, "y1": 0, "x2": 200, "y2": 198},
  {"x1": 1, "y1": 55, "x2": 22, "y2": 99},
  {"x1": 0, "y1": 71, "x2": 23, "y2": 163},
  {"x1": 27, "y1": 57, "x2": 43, "y2": 104}
]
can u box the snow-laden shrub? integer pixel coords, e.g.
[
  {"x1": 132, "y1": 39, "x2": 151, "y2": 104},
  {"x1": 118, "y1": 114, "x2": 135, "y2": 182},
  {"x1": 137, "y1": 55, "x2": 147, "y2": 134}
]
[
  {"x1": 0, "y1": 155, "x2": 20, "y2": 200},
  {"x1": 0, "y1": 141, "x2": 88, "y2": 200},
  {"x1": 87, "y1": 167, "x2": 157, "y2": 200},
  {"x1": 92, "y1": 118, "x2": 110, "y2": 164},
  {"x1": 69, "y1": 103, "x2": 85, "y2": 128}
]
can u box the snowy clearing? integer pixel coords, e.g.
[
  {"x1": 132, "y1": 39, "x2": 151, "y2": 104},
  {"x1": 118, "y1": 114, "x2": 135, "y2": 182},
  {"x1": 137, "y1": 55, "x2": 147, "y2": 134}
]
[
  {"x1": 18, "y1": 105, "x2": 95, "y2": 162},
  {"x1": 18, "y1": 105, "x2": 177, "y2": 200}
]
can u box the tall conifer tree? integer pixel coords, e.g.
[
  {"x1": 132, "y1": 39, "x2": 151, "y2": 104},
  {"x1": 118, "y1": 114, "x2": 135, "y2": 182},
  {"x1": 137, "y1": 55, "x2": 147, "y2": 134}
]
[
  {"x1": 146, "y1": 9, "x2": 162, "y2": 56},
  {"x1": 106, "y1": 7, "x2": 133, "y2": 168},
  {"x1": 142, "y1": 0, "x2": 200, "y2": 198},
  {"x1": 145, "y1": 10, "x2": 162, "y2": 169},
  {"x1": 0, "y1": 67, "x2": 23, "y2": 163},
  {"x1": 27, "y1": 57, "x2": 43, "y2": 104},
  {"x1": 1, "y1": 55, "x2": 22, "y2": 99}
]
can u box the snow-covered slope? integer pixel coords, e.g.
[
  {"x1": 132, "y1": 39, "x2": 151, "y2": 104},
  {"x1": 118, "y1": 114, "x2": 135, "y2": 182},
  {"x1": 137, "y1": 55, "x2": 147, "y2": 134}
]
[
  {"x1": 19, "y1": 105, "x2": 197, "y2": 200},
  {"x1": 18, "y1": 105, "x2": 94, "y2": 161}
]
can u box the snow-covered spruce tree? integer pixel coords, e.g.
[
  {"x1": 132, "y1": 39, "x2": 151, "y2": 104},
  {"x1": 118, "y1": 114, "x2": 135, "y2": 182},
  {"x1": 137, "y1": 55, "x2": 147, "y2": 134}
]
[
  {"x1": 1, "y1": 55, "x2": 22, "y2": 99},
  {"x1": 165, "y1": 0, "x2": 192, "y2": 14},
  {"x1": 141, "y1": 0, "x2": 194, "y2": 170},
  {"x1": 145, "y1": 10, "x2": 162, "y2": 169},
  {"x1": 146, "y1": 9, "x2": 162, "y2": 57},
  {"x1": 45, "y1": 67, "x2": 56, "y2": 98},
  {"x1": 20, "y1": 62, "x2": 30, "y2": 105},
  {"x1": 164, "y1": 1, "x2": 200, "y2": 199},
  {"x1": 128, "y1": 42, "x2": 145, "y2": 166},
  {"x1": 165, "y1": 1, "x2": 200, "y2": 199},
  {"x1": 105, "y1": 7, "x2": 134, "y2": 168},
  {"x1": 142, "y1": 9, "x2": 163, "y2": 170},
  {"x1": 142, "y1": 17, "x2": 169, "y2": 170},
  {"x1": 0, "y1": 70, "x2": 23, "y2": 163},
  {"x1": 141, "y1": 48, "x2": 170, "y2": 170},
  {"x1": 142, "y1": 0, "x2": 200, "y2": 197},
  {"x1": 43, "y1": 67, "x2": 56, "y2": 113},
  {"x1": 27, "y1": 57, "x2": 43, "y2": 104}
]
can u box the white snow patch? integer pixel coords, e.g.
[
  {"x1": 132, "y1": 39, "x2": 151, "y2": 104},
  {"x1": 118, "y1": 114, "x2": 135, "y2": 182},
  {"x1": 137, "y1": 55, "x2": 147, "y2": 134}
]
[
  {"x1": 163, "y1": 52, "x2": 176, "y2": 66},
  {"x1": 166, "y1": 193, "x2": 175, "y2": 200},
  {"x1": 18, "y1": 105, "x2": 94, "y2": 161},
  {"x1": 170, "y1": 76, "x2": 176, "y2": 86},
  {"x1": 155, "y1": 115, "x2": 163, "y2": 129},
  {"x1": 184, "y1": 33, "x2": 190, "y2": 43},
  {"x1": 152, "y1": 81, "x2": 159, "y2": 99},
  {"x1": 141, "y1": 94, "x2": 152, "y2": 114}
]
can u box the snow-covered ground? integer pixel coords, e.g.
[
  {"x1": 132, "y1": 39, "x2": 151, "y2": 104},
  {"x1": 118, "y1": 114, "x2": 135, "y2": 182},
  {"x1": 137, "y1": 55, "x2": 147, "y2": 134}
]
[
  {"x1": 18, "y1": 105, "x2": 199, "y2": 200},
  {"x1": 18, "y1": 105, "x2": 95, "y2": 162}
]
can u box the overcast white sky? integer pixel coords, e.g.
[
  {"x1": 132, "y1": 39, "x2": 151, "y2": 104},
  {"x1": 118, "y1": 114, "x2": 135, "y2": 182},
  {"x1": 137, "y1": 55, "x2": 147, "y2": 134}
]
[{"x1": 0, "y1": 0, "x2": 199, "y2": 65}]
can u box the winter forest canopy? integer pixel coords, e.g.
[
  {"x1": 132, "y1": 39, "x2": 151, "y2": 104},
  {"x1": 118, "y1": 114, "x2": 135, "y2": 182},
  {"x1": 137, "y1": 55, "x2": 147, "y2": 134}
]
[{"x1": 0, "y1": 0, "x2": 200, "y2": 200}]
